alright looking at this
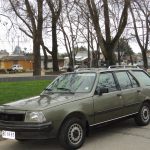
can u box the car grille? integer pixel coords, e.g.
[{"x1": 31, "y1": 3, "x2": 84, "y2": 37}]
[{"x1": 0, "y1": 113, "x2": 25, "y2": 122}]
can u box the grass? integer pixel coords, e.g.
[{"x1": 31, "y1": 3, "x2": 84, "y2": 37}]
[{"x1": 0, "y1": 80, "x2": 51, "y2": 105}]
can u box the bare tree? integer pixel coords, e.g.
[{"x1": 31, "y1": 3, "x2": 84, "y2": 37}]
[
  {"x1": 74, "y1": 0, "x2": 100, "y2": 67},
  {"x1": 59, "y1": 15, "x2": 73, "y2": 67},
  {"x1": 59, "y1": 0, "x2": 100, "y2": 68},
  {"x1": 46, "y1": 0, "x2": 62, "y2": 72},
  {"x1": 130, "y1": 0, "x2": 150, "y2": 69},
  {"x1": 8, "y1": 0, "x2": 44, "y2": 75},
  {"x1": 86, "y1": 0, "x2": 130, "y2": 66},
  {"x1": 58, "y1": 0, "x2": 80, "y2": 69}
]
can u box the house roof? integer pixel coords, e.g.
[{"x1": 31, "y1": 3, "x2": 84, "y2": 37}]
[
  {"x1": 75, "y1": 51, "x2": 88, "y2": 62},
  {"x1": 0, "y1": 55, "x2": 33, "y2": 61},
  {"x1": 0, "y1": 55, "x2": 64, "y2": 61}
]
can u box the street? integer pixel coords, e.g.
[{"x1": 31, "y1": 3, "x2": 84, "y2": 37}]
[{"x1": 0, "y1": 119, "x2": 150, "y2": 150}]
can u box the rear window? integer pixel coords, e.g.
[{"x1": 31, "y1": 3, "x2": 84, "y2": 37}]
[{"x1": 132, "y1": 70, "x2": 150, "y2": 86}]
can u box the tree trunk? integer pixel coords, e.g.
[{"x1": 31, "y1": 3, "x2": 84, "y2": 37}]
[
  {"x1": 95, "y1": 43, "x2": 100, "y2": 67},
  {"x1": 105, "y1": 53, "x2": 115, "y2": 67},
  {"x1": 69, "y1": 55, "x2": 74, "y2": 68},
  {"x1": 43, "y1": 47, "x2": 48, "y2": 70},
  {"x1": 129, "y1": 54, "x2": 133, "y2": 65},
  {"x1": 104, "y1": 43, "x2": 116, "y2": 66},
  {"x1": 52, "y1": 21, "x2": 59, "y2": 72},
  {"x1": 141, "y1": 50, "x2": 148, "y2": 69},
  {"x1": 118, "y1": 49, "x2": 121, "y2": 65},
  {"x1": 33, "y1": 36, "x2": 41, "y2": 76},
  {"x1": 117, "y1": 41, "x2": 121, "y2": 65},
  {"x1": 41, "y1": 43, "x2": 48, "y2": 70}
]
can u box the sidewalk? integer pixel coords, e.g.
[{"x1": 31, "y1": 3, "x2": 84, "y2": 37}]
[
  {"x1": 0, "y1": 73, "x2": 57, "y2": 82},
  {"x1": 0, "y1": 72, "x2": 33, "y2": 78}
]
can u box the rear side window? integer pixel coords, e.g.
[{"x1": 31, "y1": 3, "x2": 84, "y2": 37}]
[
  {"x1": 98, "y1": 72, "x2": 117, "y2": 92},
  {"x1": 115, "y1": 71, "x2": 132, "y2": 90},
  {"x1": 132, "y1": 70, "x2": 150, "y2": 86},
  {"x1": 127, "y1": 72, "x2": 139, "y2": 88}
]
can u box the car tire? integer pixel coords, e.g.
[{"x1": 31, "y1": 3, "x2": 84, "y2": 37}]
[
  {"x1": 134, "y1": 103, "x2": 150, "y2": 126},
  {"x1": 59, "y1": 118, "x2": 86, "y2": 150}
]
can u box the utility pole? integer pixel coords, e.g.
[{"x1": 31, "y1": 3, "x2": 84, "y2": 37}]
[
  {"x1": 18, "y1": 36, "x2": 20, "y2": 47},
  {"x1": 11, "y1": 38, "x2": 14, "y2": 53}
]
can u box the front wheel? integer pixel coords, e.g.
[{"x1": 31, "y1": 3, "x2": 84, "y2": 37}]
[
  {"x1": 59, "y1": 118, "x2": 86, "y2": 150},
  {"x1": 134, "y1": 103, "x2": 150, "y2": 126}
]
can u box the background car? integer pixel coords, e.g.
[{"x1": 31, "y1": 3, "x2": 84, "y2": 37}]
[{"x1": 11, "y1": 64, "x2": 23, "y2": 72}]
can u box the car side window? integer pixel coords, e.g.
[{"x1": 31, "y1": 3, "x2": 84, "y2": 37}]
[
  {"x1": 115, "y1": 71, "x2": 132, "y2": 90},
  {"x1": 127, "y1": 72, "x2": 139, "y2": 88},
  {"x1": 98, "y1": 72, "x2": 117, "y2": 92},
  {"x1": 131, "y1": 70, "x2": 150, "y2": 86}
]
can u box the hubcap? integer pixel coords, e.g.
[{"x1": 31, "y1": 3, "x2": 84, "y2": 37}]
[
  {"x1": 141, "y1": 106, "x2": 150, "y2": 122},
  {"x1": 68, "y1": 123, "x2": 83, "y2": 145}
]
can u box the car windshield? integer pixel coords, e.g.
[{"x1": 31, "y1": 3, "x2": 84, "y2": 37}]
[{"x1": 44, "y1": 72, "x2": 96, "y2": 93}]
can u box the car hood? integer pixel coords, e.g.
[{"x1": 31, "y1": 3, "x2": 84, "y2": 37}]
[{"x1": 1, "y1": 93, "x2": 91, "y2": 111}]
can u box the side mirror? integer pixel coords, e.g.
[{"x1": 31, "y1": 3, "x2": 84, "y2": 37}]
[{"x1": 96, "y1": 86, "x2": 109, "y2": 96}]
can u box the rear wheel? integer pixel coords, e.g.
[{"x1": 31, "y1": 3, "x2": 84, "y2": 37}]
[
  {"x1": 134, "y1": 103, "x2": 150, "y2": 126},
  {"x1": 59, "y1": 118, "x2": 86, "y2": 149}
]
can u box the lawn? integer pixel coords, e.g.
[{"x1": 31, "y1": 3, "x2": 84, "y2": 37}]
[{"x1": 0, "y1": 80, "x2": 51, "y2": 105}]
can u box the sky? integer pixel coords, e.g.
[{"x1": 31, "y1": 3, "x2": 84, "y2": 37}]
[
  {"x1": 0, "y1": 14, "x2": 141, "y2": 55},
  {"x1": 0, "y1": 20, "x2": 33, "y2": 54},
  {"x1": 129, "y1": 42, "x2": 141, "y2": 53},
  {"x1": 0, "y1": 23, "x2": 141, "y2": 55},
  {"x1": 0, "y1": 0, "x2": 145, "y2": 56}
]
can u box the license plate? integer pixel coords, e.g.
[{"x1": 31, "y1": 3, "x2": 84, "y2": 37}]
[{"x1": 2, "y1": 130, "x2": 15, "y2": 139}]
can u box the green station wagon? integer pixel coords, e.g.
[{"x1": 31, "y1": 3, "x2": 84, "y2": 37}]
[{"x1": 0, "y1": 67, "x2": 150, "y2": 149}]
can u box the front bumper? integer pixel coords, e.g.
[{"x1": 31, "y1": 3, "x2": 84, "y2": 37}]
[{"x1": 0, "y1": 121, "x2": 54, "y2": 139}]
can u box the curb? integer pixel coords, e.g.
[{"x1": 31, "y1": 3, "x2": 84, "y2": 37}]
[{"x1": 0, "y1": 75, "x2": 57, "y2": 82}]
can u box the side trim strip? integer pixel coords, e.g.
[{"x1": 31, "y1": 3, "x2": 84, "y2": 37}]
[
  {"x1": 94, "y1": 102, "x2": 140, "y2": 116},
  {"x1": 90, "y1": 112, "x2": 138, "y2": 127}
]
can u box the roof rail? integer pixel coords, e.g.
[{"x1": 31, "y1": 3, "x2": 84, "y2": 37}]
[
  {"x1": 75, "y1": 67, "x2": 107, "y2": 72},
  {"x1": 75, "y1": 68, "x2": 98, "y2": 72},
  {"x1": 108, "y1": 65, "x2": 140, "y2": 69}
]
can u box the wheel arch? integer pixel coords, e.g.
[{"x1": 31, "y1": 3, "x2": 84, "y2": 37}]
[
  {"x1": 143, "y1": 99, "x2": 150, "y2": 106},
  {"x1": 57, "y1": 111, "x2": 89, "y2": 137}
]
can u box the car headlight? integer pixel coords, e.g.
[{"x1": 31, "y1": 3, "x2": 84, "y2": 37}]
[{"x1": 25, "y1": 112, "x2": 46, "y2": 123}]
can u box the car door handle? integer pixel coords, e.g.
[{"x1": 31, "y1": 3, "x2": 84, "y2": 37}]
[{"x1": 117, "y1": 93, "x2": 122, "y2": 97}]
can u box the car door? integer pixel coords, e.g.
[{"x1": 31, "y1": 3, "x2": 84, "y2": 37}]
[
  {"x1": 93, "y1": 72, "x2": 124, "y2": 124},
  {"x1": 115, "y1": 71, "x2": 140, "y2": 115}
]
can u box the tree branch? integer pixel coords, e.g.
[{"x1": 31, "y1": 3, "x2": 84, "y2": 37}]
[
  {"x1": 25, "y1": 0, "x2": 37, "y2": 32},
  {"x1": 9, "y1": 0, "x2": 33, "y2": 34},
  {"x1": 19, "y1": 27, "x2": 33, "y2": 38}
]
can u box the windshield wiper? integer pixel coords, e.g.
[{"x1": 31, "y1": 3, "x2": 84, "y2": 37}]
[
  {"x1": 57, "y1": 87, "x2": 74, "y2": 94},
  {"x1": 45, "y1": 88, "x2": 52, "y2": 91}
]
